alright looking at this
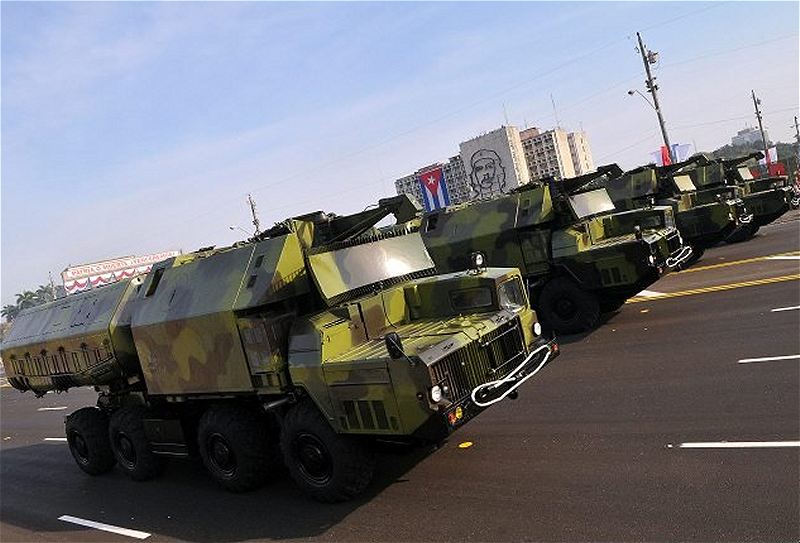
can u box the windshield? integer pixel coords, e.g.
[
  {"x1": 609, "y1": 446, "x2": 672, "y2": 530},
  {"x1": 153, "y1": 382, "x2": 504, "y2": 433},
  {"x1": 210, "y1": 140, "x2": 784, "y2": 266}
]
[
  {"x1": 672, "y1": 174, "x2": 696, "y2": 193},
  {"x1": 737, "y1": 167, "x2": 754, "y2": 181},
  {"x1": 568, "y1": 189, "x2": 616, "y2": 219},
  {"x1": 308, "y1": 233, "x2": 434, "y2": 301}
]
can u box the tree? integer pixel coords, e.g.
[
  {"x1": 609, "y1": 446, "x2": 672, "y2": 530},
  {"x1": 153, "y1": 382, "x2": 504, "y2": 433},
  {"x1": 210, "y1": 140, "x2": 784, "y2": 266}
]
[
  {"x1": 1, "y1": 304, "x2": 20, "y2": 322},
  {"x1": 15, "y1": 291, "x2": 38, "y2": 310}
]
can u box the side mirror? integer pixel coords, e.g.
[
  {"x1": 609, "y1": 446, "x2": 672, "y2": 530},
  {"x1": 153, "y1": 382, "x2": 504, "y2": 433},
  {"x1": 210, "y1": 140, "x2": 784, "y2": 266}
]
[{"x1": 384, "y1": 332, "x2": 405, "y2": 359}]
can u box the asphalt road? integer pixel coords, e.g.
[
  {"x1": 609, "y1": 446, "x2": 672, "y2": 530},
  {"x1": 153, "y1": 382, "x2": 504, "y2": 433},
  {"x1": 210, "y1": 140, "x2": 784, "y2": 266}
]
[{"x1": 1, "y1": 214, "x2": 798, "y2": 542}]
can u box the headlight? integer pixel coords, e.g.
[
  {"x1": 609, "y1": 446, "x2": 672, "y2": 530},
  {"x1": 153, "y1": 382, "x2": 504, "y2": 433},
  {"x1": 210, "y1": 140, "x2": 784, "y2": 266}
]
[
  {"x1": 648, "y1": 255, "x2": 656, "y2": 265},
  {"x1": 533, "y1": 322, "x2": 542, "y2": 336},
  {"x1": 430, "y1": 385, "x2": 443, "y2": 403}
]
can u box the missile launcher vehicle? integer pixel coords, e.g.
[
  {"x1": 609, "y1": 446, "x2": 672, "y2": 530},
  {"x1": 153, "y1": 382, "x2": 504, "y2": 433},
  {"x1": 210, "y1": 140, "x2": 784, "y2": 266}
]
[
  {"x1": 684, "y1": 152, "x2": 793, "y2": 242},
  {"x1": 595, "y1": 159, "x2": 752, "y2": 256},
  {"x1": 1, "y1": 197, "x2": 557, "y2": 502},
  {"x1": 415, "y1": 169, "x2": 692, "y2": 334}
]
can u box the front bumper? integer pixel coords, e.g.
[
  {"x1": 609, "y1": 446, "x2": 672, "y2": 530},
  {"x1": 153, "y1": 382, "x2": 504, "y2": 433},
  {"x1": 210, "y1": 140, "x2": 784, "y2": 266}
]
[
  {"x1": 742, "y1": 190, "x2": 791, "y2": 227},
  {"x1": 415, "y1": 336, "x2": 558, "y2": 441}
]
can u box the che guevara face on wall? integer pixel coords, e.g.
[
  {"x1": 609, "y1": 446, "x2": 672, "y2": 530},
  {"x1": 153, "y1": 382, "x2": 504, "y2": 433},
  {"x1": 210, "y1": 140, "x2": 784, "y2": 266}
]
[{"x1": 470, "y1": 149, "x2": 506, "y2": 198}]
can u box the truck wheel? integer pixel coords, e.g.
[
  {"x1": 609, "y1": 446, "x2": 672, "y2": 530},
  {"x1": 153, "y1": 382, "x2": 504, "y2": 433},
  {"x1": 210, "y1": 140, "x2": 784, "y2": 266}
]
[
  {"x1": 599, "y1": 298, "x2": 626, "y2": 314},
  {"x1": 537, "y1": 277, "x2": 600, "y2": 334},
  {"x1": 109, "y1": 406, "x2": 164, "y2": 481},
  {"x1": 281, "y1": 402, "x2": 375, "y2": 502},
  {"x1": 197, "y1": 404, "x2": 278, "y2": 492},
  {"x1": 726, "y1": 224, "x2": 759, "y2": 243},
  {"x1": 65, "y1": 407, "x2": 116, "y2": 475}
]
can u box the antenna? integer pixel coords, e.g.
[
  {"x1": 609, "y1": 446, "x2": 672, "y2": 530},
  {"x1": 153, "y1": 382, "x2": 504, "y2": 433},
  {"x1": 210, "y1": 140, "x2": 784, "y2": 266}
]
[
  {"x1": 502, "y1": 103, "x2": 510, "y2": 126},
  {"x1": 247, "y1": 193, "x2": 261, "y2": 235},
  {"x1": 550, "y1": 94, "x2": 561, "y2": 129}
]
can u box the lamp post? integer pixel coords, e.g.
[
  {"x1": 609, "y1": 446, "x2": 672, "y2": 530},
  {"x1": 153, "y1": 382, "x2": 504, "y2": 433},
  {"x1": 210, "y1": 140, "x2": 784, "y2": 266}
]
[{"x1": 631, "y1": 32, "x2": 674, "y2": 164}]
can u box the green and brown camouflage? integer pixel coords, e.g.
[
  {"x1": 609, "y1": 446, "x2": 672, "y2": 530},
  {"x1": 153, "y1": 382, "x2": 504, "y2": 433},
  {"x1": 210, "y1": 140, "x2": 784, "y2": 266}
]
[
  {"x1": 1, "y1": 202, "x2": 555, "y2": 447},
  {"x1": 415, "y1": 169, "x2": 692, "y2": 333},
  {"x1": 598, "y1": 160, "x2": 750, "y2": 249},
  {"x1": 687, "y1": 152, "x2": 793, "y2": 230}
]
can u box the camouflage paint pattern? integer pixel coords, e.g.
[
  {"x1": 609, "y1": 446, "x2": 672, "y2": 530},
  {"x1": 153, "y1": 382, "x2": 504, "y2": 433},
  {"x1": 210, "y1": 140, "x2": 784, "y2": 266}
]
[
  {"x1": 419, "y1": 183, "x2": 686, "y2": 301},
  {"x1": 603, "y1": 165, "x2": 745, "y2": 248},
  {"x1": 2, "y1": 208, "x2": 551, "y2": 439}
]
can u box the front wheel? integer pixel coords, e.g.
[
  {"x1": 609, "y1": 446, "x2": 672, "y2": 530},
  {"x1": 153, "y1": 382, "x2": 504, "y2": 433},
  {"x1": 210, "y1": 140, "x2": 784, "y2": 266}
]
[
  {"x1": 281, "y1": 401, "x2": 375, "y2": 502},
  {"x1": 65, "y1": 407, "x2": 116, "y2": 475},
  {"x1": 536, "y1": 277, "x2": 600, "y2": 334},
  {"x1": 726, "y1": 224, "x2": 759, "y2": 243}
]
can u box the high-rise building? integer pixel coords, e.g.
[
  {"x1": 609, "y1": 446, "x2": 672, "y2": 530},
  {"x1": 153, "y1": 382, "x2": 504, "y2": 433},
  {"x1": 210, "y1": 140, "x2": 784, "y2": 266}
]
[
  {"x1": 459, "y1": 126, "x2": 530, "y2": 199},
  {"x1": 731, "y1": 126, "x2": 769, "y2": 147},
  {"x1": 520, "y1": 127, "x2": 576, "y2": 181},
  {"x1": 567, "y1": 131, "x2": 595, "y2": 175},
  {"x1": 394, "y1": 155, "x2": 470, "y2": 212}
]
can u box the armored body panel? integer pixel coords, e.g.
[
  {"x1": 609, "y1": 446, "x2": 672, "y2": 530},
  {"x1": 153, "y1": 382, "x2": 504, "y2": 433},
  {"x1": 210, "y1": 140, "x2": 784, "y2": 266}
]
[
  {"x1": 1, "y1": 279, "x2": 142, "y2": 394},
  {"x1": 131, "y1": 234, "x2": 310, "y2": 396}
]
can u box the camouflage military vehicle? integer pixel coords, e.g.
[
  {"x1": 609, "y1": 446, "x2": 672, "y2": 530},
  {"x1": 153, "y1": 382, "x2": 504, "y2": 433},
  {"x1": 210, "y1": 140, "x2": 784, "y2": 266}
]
[
  {"x1": 416, "y1": 169, "x2": 692, "y2": 334},
  {"x1": 1, "y1": 198, "x2": 557, "y2": 502},
  {"x1": 685, "y1": 152, "x2": 793, "y2": 242},
  {"x1": 598, "y1": 159, "x2": 751, "y2": 254}
]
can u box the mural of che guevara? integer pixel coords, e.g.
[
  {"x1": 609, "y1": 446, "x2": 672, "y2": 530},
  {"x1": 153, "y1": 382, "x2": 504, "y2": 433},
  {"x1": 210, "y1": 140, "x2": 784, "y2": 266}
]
[{"x1": 469, "y1": 149, "x2": 506, "y2": 199}]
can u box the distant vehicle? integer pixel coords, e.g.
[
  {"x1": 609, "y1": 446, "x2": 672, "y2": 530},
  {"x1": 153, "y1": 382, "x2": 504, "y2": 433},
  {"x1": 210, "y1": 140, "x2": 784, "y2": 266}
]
[
  {"x1": 414, "y1": 169, "x2": 692, "y2": 334},
  {"x1": 685, "y1": 152, "x2": 794, "y2": 241},
  {"x1": 596, "y1": 160, "x2": 751, "y2": 258},
  {"x1": 1, "y1": 199, "x2": 557, "y2": 502}
]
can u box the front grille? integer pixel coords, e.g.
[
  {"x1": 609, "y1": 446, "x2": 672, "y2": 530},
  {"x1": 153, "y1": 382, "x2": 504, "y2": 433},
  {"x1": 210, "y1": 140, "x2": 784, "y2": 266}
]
[
  {"x1": 666, "y1": 231, "x2": 682, "y2": 253},
  {"x1": 429, "y1": 319, "x2": 526, "y2": 402}
]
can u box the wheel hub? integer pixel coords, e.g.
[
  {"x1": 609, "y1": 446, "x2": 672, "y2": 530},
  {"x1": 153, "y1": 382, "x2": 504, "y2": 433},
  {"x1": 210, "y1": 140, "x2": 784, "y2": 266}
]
[
  {"x1": 554, "y1": 298, "x2": 577, "y2": 319},
  {"x1": 69, "y1": 432, "x2": 89, "y2": 464},
  {"x1": 294, "y1": 433, "x2": 332, "y2": 485},
  {"x1": 208, "y1": 434, "x2": 237, "y2": 475},
  {"x1": 114, "y1": 432, "x2": 137, "y2": 468}
]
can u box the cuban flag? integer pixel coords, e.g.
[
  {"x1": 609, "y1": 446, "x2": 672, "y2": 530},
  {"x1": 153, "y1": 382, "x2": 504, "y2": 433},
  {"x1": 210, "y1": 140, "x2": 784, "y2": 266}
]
[{"x1": 418, "y1": 166, "x2": 451, "y2": 211}]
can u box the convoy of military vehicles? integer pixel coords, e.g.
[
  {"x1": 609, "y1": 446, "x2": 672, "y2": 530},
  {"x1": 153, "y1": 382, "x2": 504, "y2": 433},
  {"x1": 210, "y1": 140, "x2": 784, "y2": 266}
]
[{"x1": 0, "y1": 152, "x2": 793, "y2": 502}]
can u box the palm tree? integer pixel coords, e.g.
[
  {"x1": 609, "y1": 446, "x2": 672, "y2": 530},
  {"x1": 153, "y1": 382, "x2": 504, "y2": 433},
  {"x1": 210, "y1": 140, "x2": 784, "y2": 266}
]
[
  {"x1": 1, "y1": 304, "x2": 19, "y2": 322},
  {"x1": 35, "y1": 285, "x2": 55, "y2": 304},
  {"x1": 15, "y1": 291, "x2": 38, "y2": 310}
]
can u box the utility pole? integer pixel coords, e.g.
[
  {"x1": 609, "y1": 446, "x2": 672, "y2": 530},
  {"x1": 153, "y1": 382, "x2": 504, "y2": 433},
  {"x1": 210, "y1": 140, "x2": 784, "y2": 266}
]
[
  {"x1": 48, "y1": 271, "x2": 58, "y2": 300},
  {"x1": 247, "y1": 194, "x2": 261, "y2": 236},
  {"x1": 751, "y1": 90, "x2": 769, "y2": 160},
  {"x1": 636, "y1": 32, "x2": 674, "y2": 163},
  {"x1": 793, "y1": 115, "x2": 799, "y2": 157}
]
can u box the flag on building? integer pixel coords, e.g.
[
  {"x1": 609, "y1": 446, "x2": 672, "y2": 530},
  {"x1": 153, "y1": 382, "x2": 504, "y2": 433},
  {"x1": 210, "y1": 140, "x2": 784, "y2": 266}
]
[{"x1": 418, "y1": 166, "x2": 451, "y2": 211}]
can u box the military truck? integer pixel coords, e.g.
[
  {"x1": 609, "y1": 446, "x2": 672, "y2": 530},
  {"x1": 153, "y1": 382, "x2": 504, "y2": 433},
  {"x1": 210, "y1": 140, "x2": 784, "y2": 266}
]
[
  {"x1": 684, "y1": 152, "x2": 793, "y2": 242},
  {"x1": 416, "y1": 169, "x2": 692, "y2": 334},
  {"x1": 1, "y1": 199, "x2": 557, "y2": 502},
  {"x1": 598, "y1": 160, "x2": 751, "y2": 255}
]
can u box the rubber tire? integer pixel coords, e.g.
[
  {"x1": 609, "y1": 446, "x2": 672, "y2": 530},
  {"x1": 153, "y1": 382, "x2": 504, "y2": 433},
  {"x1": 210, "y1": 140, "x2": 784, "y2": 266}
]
[
  {"x1": 109, "y1": 406, "x2": 164, "y2": 481},
  {"x1": 599, "y1": 298, "x2": 626, "y2": 314},
  {"x1": 65, "y1": 407, "x2": 116, "y2": 475},
  {"x1": 537, "y1": 277, "x2": 600, "y2": 334},
  {"x1": 281, "y1": 402, "x2": 375, "y2": 503},
  {"x1": 726, "y1": 224, "x2": 759, "y2": 243},
  {"x1": 197, "y1": 404, "x2": 279, "y2": 492}
]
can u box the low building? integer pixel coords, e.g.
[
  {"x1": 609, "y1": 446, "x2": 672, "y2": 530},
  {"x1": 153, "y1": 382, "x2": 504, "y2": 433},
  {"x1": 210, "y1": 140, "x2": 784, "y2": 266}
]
[{"x1": 732, "y1": 126, "x2": 768, "y2": 147}]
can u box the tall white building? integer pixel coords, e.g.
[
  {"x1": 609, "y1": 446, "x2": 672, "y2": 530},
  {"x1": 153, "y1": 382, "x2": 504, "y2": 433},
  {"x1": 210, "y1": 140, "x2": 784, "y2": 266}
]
[
  {"x1": 459, "y1": 126, "x2": 530, "y2": 199},
  {"x1": 567, "y1": 131, "x2": 595, "y2": 175},
  {"x1": 520, "y1": 127, "x2": 588, "y2": 181}
]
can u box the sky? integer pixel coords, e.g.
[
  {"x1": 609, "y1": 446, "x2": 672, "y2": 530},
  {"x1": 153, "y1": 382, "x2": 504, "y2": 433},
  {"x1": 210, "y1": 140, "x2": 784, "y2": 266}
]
[{"x1": 2, "y1": 1, "x2": 798, "y2": 308}]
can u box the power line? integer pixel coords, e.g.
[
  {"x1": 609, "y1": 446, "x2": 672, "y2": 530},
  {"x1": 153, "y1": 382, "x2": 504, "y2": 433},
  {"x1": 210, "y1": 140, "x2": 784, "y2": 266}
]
[{"x1": 671, "y1": 106, "x2": 800, "y2": 130}]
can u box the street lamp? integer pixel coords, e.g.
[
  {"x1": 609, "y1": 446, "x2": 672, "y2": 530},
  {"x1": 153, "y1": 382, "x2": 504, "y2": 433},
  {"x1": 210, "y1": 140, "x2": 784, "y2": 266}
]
[{"x1": 627, "y1": 89, "x2": 656, "y2": 111}]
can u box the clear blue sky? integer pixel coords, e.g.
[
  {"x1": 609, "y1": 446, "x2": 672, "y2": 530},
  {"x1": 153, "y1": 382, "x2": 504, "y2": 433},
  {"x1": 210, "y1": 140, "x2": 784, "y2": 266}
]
[{"x1": 2, "y1": 1, "x2": 798, "y2": 307}]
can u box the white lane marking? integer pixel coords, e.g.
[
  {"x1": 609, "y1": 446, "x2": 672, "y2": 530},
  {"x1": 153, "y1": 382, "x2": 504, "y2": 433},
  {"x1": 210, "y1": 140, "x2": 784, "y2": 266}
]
[
  {"x1": 771, "y1": 305, "x2": 800, "y2": 312},
  {"x1": 636, "y1": 289, "x2": 664, "y2": 298},
  {"x1": 766, "y1": 255, "x2": 800, "y2": 260},
  {"x1": 38, "y1": 406, "x2": 68, "y2": 411},
  {"x1": 669, "y1": 441, "x2": 800, "y2": 449},
  {"x1": 58, "y1": 515, "x2": 151, "y2": 540},
  {"x1": 43, "y1": 437, "x2": 67, "y2": 442},
  {"x1": 738, "y1": 354, "x2": 800, "y2": 364}
]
